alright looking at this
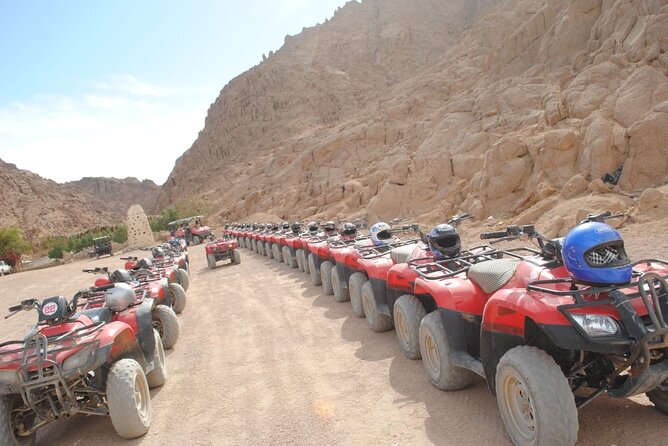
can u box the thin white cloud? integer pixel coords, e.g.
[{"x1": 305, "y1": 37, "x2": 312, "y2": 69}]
[{"x1": 0, "y1": 76, "x2": 214, "y2": 185}]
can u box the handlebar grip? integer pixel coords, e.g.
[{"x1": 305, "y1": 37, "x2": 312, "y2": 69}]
[
  {"x1": 7, "y1": 305, "x2": 21, "y2": 313},
  {"x1": 91, "y1": 283, "x2": 115, "y2": 292},
  {"x1": 480, "y1": 231, "x2": 508, "y2": 240}
]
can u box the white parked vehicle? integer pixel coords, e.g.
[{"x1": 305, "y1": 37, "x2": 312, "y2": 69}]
[{"x1": 0, "y1": 260, "x2": 12, "y2": 275}]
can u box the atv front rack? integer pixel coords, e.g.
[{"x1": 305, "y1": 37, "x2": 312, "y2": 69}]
[
  {"x1": 358, "y1": 238, "x2": 421, "y2": 260},
  {"x1": 409, "y1": 247, "x2": 536, "y2": 280}
]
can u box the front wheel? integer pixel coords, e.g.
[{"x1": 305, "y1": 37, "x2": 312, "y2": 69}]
[
  {"x1": 232, "y1": 250, "x2": 241, "y2": 265},
  {"x1": 320, "y1": 261, "x2": 334, "y2": 295},
  {"x1": 273, "y1": 244, "x2": 283, "y2": 263},
  {"x1": 348, "y1": 273, "x2": 367, "y2": 318},
  {"x1": 0, "y1": 394, "x2": 36, "y2": 446},
  {"x1": 331, "y1": 266, "x2": 350, "y2": 302},
  {"x1": 152, "y1": 305, "x2": 180, "y2": 349},
  {"x1": 394, "y1": 294, "x2": 426, "y2": 359},
  {"x1": 419, "y1": 311, "x2": 475, "y2": 390},
  {"x1": 107, "y1": 358, "x2": 152, "y2": 439},
  {"x1": 308, "y1": 254, "x2": 321, "y2": 286},
  {"x1": 296, "y1": 249, "x2": 305, "y2": 272},
  {"x1": 496, "y1": 346, "x2": 578, "y2": 446},
  {"x1": 207, "y1": 254, "x2": 216, "y2": 270},
  {"x1": 177, "y1": 268, "x2": 190, "y2": 291},
  {"x1": 361, "y1": 281, "x2": 393, "y2": 332},
  {"x1": 193, "y1": 235, "x2": 200, "y2": 245},
  {"x1": 647, "y1": 388, "x2": 668, "y2": 415}
]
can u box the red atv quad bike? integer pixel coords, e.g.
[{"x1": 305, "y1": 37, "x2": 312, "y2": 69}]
[
  {"x1": 123, "y1": 253, "x2": 190, "y2": 292},
  {"x1": 414, "y1": 212, "x2": 668, "y2": 446},
  {"x1": 281, "y1": 225, "x2": 306, "y2": 270},
  {"x1": 115, "y1": 259, "x2": 188, "y2": 314},
  {"x1": 81, "y1": 269, "x2": 181, "y2": 347},
  {"x1": 269, "y1": 224, "x2": 290, "y2": 263},
  {"x1": 206, "y1": 236, "x2": 241, "y2": 269},
  {"x1": 0, "y1": 291, "x2": 166, "y2": 443},
  {"x1": 169, "y1": 216, "x2": 214, "y2": 245},
  {"x1": 328, "y1": 236, "x2": 371, "y2": 302}
]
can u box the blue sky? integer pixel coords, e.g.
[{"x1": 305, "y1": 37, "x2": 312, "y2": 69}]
[{"x1": 0, "y1": 0, "x2": 351, "y2": 184}]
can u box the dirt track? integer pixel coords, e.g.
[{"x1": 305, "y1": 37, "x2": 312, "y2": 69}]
[{"x1": 0, "y1": 243, "x2": 667, "y2": 446}]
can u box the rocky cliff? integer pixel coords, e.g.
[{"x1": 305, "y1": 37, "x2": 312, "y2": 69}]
[
  {"x1": 162, "y1": 0, "x2": 668, "y2": 234},
  {"x1": 64, "y1": 177, "x2": 160, "y2": 217}
]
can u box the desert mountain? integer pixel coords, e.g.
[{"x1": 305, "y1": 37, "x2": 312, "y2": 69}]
[
  {"x1": 160, "y1": 0, "x2": 668, "y2": 236},
  {"x1": 0, "y1": 159, "x2": 160, "y2": 240}
]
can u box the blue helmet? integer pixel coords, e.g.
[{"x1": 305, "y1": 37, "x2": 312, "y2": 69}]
[
  {"x1": 561, "y1": 222, "x2": 632, "y2": 285},
  {"x1": 427, "y1": 224, "x2": 461, "y2": 260},
  {"x1": 370, "y1": 222, "x2": 393, "y2": 246}
]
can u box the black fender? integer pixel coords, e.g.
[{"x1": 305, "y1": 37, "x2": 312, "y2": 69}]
[
  {"x1": 369, "y1": 277, "x2": 391, "y2": 317},
  {"x1": 479, "y1": 327, "x2": 523, "y2": 394},
  {"x1": 135, "y1": 299, "x2": 156, "y2": 364},
  {"x1": 335, "y1": 263, "x2": 348, "y2": 290}
]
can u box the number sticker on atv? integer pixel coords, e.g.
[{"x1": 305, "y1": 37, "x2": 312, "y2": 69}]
[{"x1": 42, "y1": 302, "x2": 59, "y2": 317}]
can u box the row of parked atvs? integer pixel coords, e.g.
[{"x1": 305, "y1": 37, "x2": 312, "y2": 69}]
[
  {"x1": 0, "y1": 242, "x2": 191, "y2": 444},
  {"x1": 225, "y1": 212, "x2": 668, "y2": 446}
]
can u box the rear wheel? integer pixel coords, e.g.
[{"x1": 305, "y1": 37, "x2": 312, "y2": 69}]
[
  {"x1": 320, "y1": 261, "x2": 334, "y2": 295},
  {"x1": 152, "y1": 305, "x2": 179, "y2": 349},
  {"x1": 178, "y1": 268, "x2": 190, "y2": 290},
  {"x1": 263, "y1": 242, "x2": 270, "y2": 258},
  {"x1": 647, "y1": 389, "x2": 668, "y2": 414},
  {"x1": 146, "y1": 329, "x2": 167, "y2": 388},
  {"x1": 207, "y1": 254, "x2": 216, "y2": 270},
  {"x1": 361, "y1": 281, "x2": 393, "y2": 332},
  {"x1": 419, "y1": 311, "x2": 474, "y2": 390},
  {"x1": 0, "y1": 394, "x2": 36, "y2": 446},
  {"x1": 331, "y1": 267, "x2": 350, "y2": 302},
  {"x1": 107, "y1": 359, "x2": 152, "y2": 439},
  {"x1": 308, "y1": 254, "x2": 321, "y2": 286},
  {"x1": 348, "y1": 273, "x2": 367, "y2": 318},
  {"x1": 169, "y1": 283, "x2": 187, "y2": 314},
  {"x1": 233, "y1": 250, "x2": 241, "y2": 265},
  {"x1": 394, "y1": 295, "x2": 426, "y2": 359},
  {"x1": 496, "y1": 346, "x2": 578, "y2": 446}
]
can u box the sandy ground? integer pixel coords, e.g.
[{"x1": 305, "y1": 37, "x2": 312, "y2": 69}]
[{"x1": 0, "y1": 242, "x2": 667, "y2": 446}]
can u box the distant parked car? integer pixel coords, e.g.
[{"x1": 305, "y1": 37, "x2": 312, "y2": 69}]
[{"x1": 0, "y1": 260, "x2": 12, "y2": 275}]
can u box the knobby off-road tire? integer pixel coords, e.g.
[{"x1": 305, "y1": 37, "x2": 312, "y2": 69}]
[
  {"x1": 193, "y1": 235, "x2": 200, "y2": 245},
  {"x1": 107, "y1": 358, "x2": 152, "y2": 439},
  {"x1": 394, "y1": 294, "x2": 426, "y2": 359},
  {"x1": 178, "y1": 268, "x2": 190, "y2": 291},
  {"x1": 233, "y1": 250, "x2": 241, "y2": 265},
  {"x1": 152, "y1": 305, "x2": 179, "y2": 349},
  {"x1": 262, "y1": 242, "x2": 270, "y2": 258},
  {"x1": 146, "y1": 329, "x2": 167, "y2": 388},
  {"x1": 361, "y1": 281, "x2": 393, "y2": 332},
  {"x1": 257, "y1": 241, "x2": 265, "y2": 257},
  {"x1": 169, "y1": 283, "x2": 187, "y2": 314},
  {"x1": 348, "y1": 273, "x2": 367, "y2": 318},
  {"x1": 283, "y1": 247, "x2": 295, "y2": 268},
  {"x1": 302, "y1": 250, "x2": 311, "y2": 274},
  {"x1": 496, "y1": 346, "x2": 578, "y2": 446},
  {"x1": 308, "y1": 253, "x2": 321, "y2": 286},
  {"x1": 331, "y1": 267, "x2": 350, "y2": 302},
  {"x1": 296, "y1": 249, "x2": 305, "y2": 272},
  {"x1": 647, "y1": 389, "x2": 668, "y2": 414},
  {"x1": 207, "y1": 254, "x2": 217, "y2": 270},
  {"x1": 320, "y1": 261, "x2": 334, "y2": 295},
  {"x1": 273, "y1": 244, "x2": 283, "y2": 263},
  {"x1": 0, "y1": 394, "x2": 36, "y2": 446},
  {"x1": 419, "y1": 311, "x2": 475, "y2": 391}
]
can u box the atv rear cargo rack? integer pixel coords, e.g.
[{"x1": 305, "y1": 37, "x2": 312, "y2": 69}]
[
  {"x1": 329, "y1": 236, "x2": 370, "y2": 249},
  {"x1": 409, "y1": 247, "x2": 538, "y2": 280}
]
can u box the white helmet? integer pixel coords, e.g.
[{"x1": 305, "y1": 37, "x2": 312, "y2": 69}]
[
  {"x1": 104, "y1": 283, "x2": 135, "y2": 311},
  {"x1": 370, "y1": 222, "x2": 393, "y2": 246}
]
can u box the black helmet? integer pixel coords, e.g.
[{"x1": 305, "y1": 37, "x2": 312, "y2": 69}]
[
  {"x1": 341, "y1": 222, "x2": 357, "y2": 239},
  {"x1": 282, "y1": 222, "x2": 290, "y2": 230},
  {"x1": 138, "y1": 258, "x2": 153, "y2": 269},
  {"x1": 307, "y1": 221, "x2": 319, "y2": 233},
  {"x1": 291, "y1": 222, "x2": 303, "y2": 234},
  {"x1": 428, "y1": 224, "x2": 461, "y2": 260},
  {"x1": 271, "y1": 223, "x2": 279, "y2": 232},
  {"x1": 110, "y1": 269, "x2": 133, "y2": 283},
  {"x1": 323, "y1": 221, "x2": 337, "y2": 235},
  {"x1": 152, "y1": 247, "x2": 165, "y2": 258}
]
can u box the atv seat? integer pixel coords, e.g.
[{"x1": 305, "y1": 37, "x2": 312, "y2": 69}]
[
  {"x1": 80, "y1": 307, "x2": 113, "y2": 324},
  {"x1": 390, "y1": 243, "x2": 419, "y2": 264},
  {"x1": 467, "y1": 259, "x2": 520, "y2": 294}
]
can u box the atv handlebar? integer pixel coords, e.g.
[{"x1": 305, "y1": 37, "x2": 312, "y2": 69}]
[
  {"x1": 120, "y1": 256, "x2": 138, "y2": 261},
  {"x1": 82, "y1": 267, "x2": 108, "y2": 274},
  {"x1": 5, "y1": 299, "x2": 39, "y2": 319},
  {"x1": 579, "y1": 211, "x2": 625, "y2": 225},
  {"x1": 480, "y1": 231, "x2": 509, "y2": 240},
  {"x1": 448, "y1": 213, "x2": 472, "y2": 226}
]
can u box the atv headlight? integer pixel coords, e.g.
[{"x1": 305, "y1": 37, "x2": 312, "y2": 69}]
[
  {"x1": 572, "y1": 314, "x2": 619, "y2": 337},
  {"x1": 62, "y1": 344, "x2": 95, "y2": 374}
]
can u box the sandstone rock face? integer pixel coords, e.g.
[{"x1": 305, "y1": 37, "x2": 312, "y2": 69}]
[
  {"x1": 159, "y1": 0, "x2": 668, "y2": 227},
  {"x1": 126, "y1": 205, "x2": 155, "y2": 249},
  {"x1": 0, "y1": 159, "x2": 114, "y2": 240},
  {"x1": 65, "y1": 177, "x2": 161, "y2": 218}
]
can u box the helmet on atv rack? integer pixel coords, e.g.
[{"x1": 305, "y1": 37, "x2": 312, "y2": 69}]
[
  {"x1": 307, "y1": 221, "x2": 319, "y2": 234},
  {"x1": 370, "y1": 222, "x2": 393, "y2": 246},
  {"x1": 152, "y1": 247, "x2": 165, "y2": 258},
  {"x1": 428, "y1": 224, "x2": 461, "y2": 260},
  {"x1": 323, "y1": 221, "x2": 337, "y2": 235},
  {"x1": 282, "y1": 222, "x2": 290, "y2": 230},
  {"x1": 161, "y1": 243, "x2": 172, "y2": 252},
  {"x1": 562, "y1": 222, "x2": 632, "y2": 285},
  {"x1": 340, "y1": 222, "x2": 357, "y2": 240},
  {"x1": 291, "y1": 222, "x2": 303, "y2": 234},
  {"x1": 138, "y1": 258, "x2": 153, "y2": 269},
  {"x1": 104, "y1": 283, "x2": 135, "y2": 312},
  {"x1": 271, "y1": 223, "x2": 279, "y2": 232},
  {"x1": 110, "y1": 269, "x2": 133, "y2": 283}
]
